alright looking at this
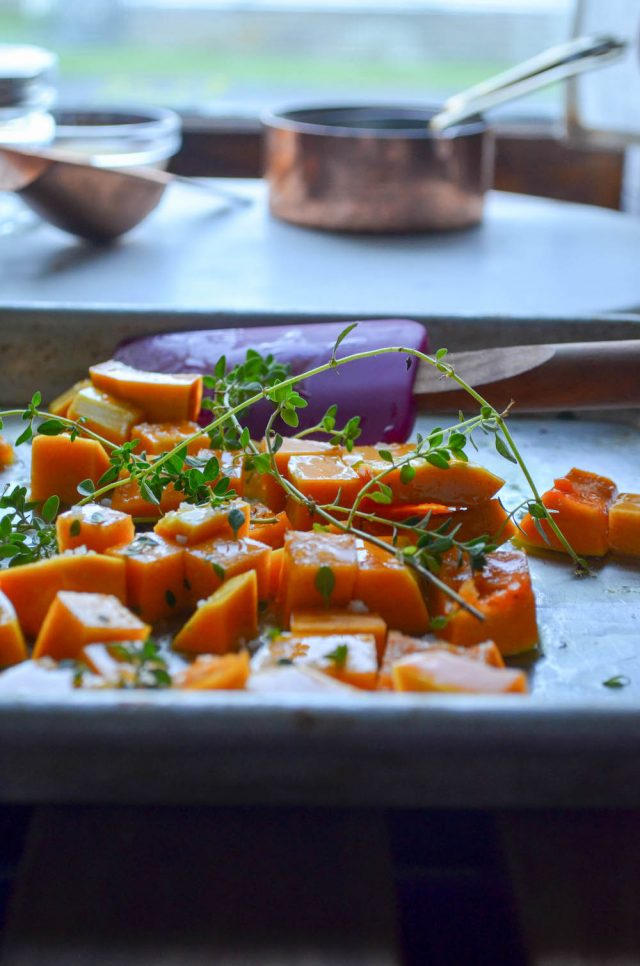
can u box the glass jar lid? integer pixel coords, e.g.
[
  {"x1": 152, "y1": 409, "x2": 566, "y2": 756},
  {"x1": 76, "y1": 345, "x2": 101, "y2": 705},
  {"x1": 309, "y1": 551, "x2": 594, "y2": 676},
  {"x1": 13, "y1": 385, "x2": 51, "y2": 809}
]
[{"x1": 0, "y1": 45, "x2": 58, "y2": 112}]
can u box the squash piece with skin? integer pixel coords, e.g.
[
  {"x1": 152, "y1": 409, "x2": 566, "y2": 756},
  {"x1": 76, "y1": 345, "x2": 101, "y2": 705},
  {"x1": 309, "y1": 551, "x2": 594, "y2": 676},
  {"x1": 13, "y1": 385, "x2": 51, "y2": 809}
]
[
  {"x1": 378, "y1": 630, "x2": 503, "y2": 689},
  {"x1": 175, "y1": 651, "x2": 251, "y2": 689},
  {"x1": 278, "y1": 531, "x2": 358, "y2": 625},
  {"x1": 90, "y1": 360, "x2": 203, "y2": 422},
  {"x1": 173, "y1": 570, "x2": 258, "y2": 655},
  {"x1": 609, "y1": 493, "x2": 640, "y2": 557},
  {"x1": 155, "y1": 498, "x2": 250, "y2": 546},
  {"x1": 184, "y1": 536, "x2": 271, "y2": 604},
  {"x1": 0, "y1": 591, "x2": 27, "y2": 667},
  {"x1": 67, "y1": 385, "x2": 144, "y2": 447},
  {"x1": 30, "y1": 434, "x2": 110, "y2": 506},
  {"x1": 519, "y1": 467, "x2": 617, "y2": 558},
  {"x1": 0, "y1": 551, "x2": 126, "y2": 638},
  {"x1": 349, "y1": 444, "x2": 505, "y2": 507},
  {"x1": 429, "y1": 547, "x2": 538, "y2": 657},
  {"x1": 370, "y1": 499, "x2": 516, "y2": 547},
  {"x1": 107, "y1": 532, "x2": 187, "y2": 623},
  {"x1": 392, "y1": 650, "x2": 527, "y2": 694},
  {"x1": 33, "y1": 591, "x2": 150, "y2": 661},
  {"x1": 290, "y1": 609, "x2": 387, "y2": 662},
  {"x1": 56, "y1": 503, "x2": 135, "y2": 553},
  {"x1": 48, "y1": 379, "x2": 91, "y2": 418},
  {"x1": 131, "y1": 421, "x2": 203, "y2": 456},
  {"x1": 252, "y1": 632, "x2": 378, "y2": 690},
  {"x1": 354, "y1": 538, "x2": 429, "y2": 636}
]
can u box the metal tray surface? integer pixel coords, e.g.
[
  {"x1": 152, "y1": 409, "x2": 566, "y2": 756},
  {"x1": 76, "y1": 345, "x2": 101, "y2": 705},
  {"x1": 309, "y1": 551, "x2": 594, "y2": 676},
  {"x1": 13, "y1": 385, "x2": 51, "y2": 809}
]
[{"x1": 0, "y1": 411, "x2": 638, "y2": 808}]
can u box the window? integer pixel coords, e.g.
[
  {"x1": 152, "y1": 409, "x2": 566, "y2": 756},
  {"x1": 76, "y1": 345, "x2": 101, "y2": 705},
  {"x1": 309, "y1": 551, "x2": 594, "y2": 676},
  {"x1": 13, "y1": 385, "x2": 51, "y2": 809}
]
[{"x1": 2, "y1": 0, "x2": 573, "y2": 117}]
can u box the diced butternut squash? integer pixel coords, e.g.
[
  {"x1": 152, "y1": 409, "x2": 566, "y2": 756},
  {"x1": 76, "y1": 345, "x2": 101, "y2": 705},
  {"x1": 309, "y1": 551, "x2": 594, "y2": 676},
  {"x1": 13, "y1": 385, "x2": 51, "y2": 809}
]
[
  {"x1": 374, "y1": 499, "x2": 516, "y2": 547},
  {"x1": 0, "y1": 551, "x2": 126, "y2": 638},
  {"x1": 609, "y1": 493, "x2": 640, "y2": 557},
  {"x1": 264, "y1": 437, "x2": 340, "y2": 477},
  {"x1": 175, "y1": 651, "x2": 250, "y2": 690},
  {"x1": 106, "y1": 532, "x2": 186, "y2": 623},
  {"x1": 33, "y1": 591, "x2": 149, "y2": 661},
  {"x1": 56, "y1": 503, "x2": 135, "y2": 553},
  {"x1": 0, "y1": 434, "x2": 14, "y2": 468},
  {"x1": 392, "y1": 650, "x2": 527, "y2": 694},
  {"x1": 429, "y1": 547, "x2": 538, "y2": 657},
  {"x1": 30, "y1": 434, "x2": 110, "y2": 506},
  {"x1": 283, "y1": 497, "x2": 316, "y2": 531},
  {"x1": 245, "y1": 438, "x2": 339, "y2": 512},
  {"x1": 184, "y1": 536, "x2": 271, "y2": 603},
  {"x1": 290, "y1": 609, "x2": 387, "y2": 661},
  {"x1": 67, "y1": 385, "x2": 144, "y2": 446},
  {"x1": 90, "y1": 360, "x2": 203, "y2": 422},
  {"x1": 378, "y1": 630, "x2": 504, "y2": 689},
  {"x1": 269, "y1": 546, "x2": 284, "y2": 600},
  {"x1": 173, "y1": 571, "x2": 258, "y2": 655},
  {"x1": 131, "y1": 421, "x2": 203, "y2": 456},
  {"x1": 0, "y1": 591, "x2": 27, "y2": 666},
  {"x1": 155, "y1": 498, "x2": 250, "y2": 546},
  {"x1": 248, "y1": 665, "x2": 359, "y2": 694},
  {"x1": 287, "y1": 454, "x2": 363, "y2": 507},
  {"x1": 253, "y1": 632, "x2": 378, "y2": 690},
  {"x1": 279, "y1": 531, "x2": 358, "y2": 625},
  {"x1": 48, "y1": 379, "x2": 91, "y2": 418},
  {"x1": 195, "y1": 449, "x2": 245, "y2": 497},
  {"x1": 352, "y1": 445, "x2": 505, "y2": 507},
  {"x1": 110, "y1": 474, "x2": 162, "y2": 520},
  {"x1": 247, "y1": 503, "x2": 290, "y2": 548},
  {"x1": 354, "y1": 539, "x2": 429, "y2": 636},
  {"x1": 519, "y1": 467, "x2": 617, "y2": 557}
]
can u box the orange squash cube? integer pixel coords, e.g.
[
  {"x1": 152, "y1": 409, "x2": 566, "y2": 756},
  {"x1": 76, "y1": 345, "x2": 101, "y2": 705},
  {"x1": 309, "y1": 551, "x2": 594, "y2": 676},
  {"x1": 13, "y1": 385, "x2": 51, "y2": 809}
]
[
  {"x1": 56, "y1": 503, "x2": 135, "y2": 553},
  {"x1": 245, "y1": 438, "x2": 339, "y2": 512},
  {"x1": 0, "y1": 434, "x2": 14, "y2": 468},
  {"x1": 609, "y1": 493, "x2": 640, "y2": 557},
  {"x1": 290, "y1": 609, "x2": 387, "y2": 661},
  {"x1": 283, "y1": 497, "x2": 315, "y2": 531},
  {"x1": 198, "y1": 449, "x2": 246, "y2": 497},
  {"x1": 519, "y1": 467, "x2": 617, "y2": 557},
  {"x1": 253, "y1": 632, "x2": 378, "y2": 689},
  {"x1": 430, "y1": 547, "x2": 538, "y2": 657},
  {"x1": 269, "y1": 546, "x2": 284, "y2": 599},
  {"x1": 131, "y1": 421, "x2": 203, "y2": 456},
  {"x1": 0, "y1": 551, "x2": 126, "y2": 638},
  {"x1": 155, "y1": 498, "x2": 250, "y2": 546},
  {"x1": 184, "y1": 536, "x2": 271, "y2": 603},
  {"x1": 354, "y1": 539, "x2": 429, "y2": 636},
  {"x1": 247, "y1": 503, "x2": 290, "y2": 548},
  {"x1": 378, "y1": 630, "x2": 504, "y2": 689},
  {"x1": 30, "y1": 434, "x2": 110, "y2": 506},
  {"x1": 0, "y1": 591, "x2": 27, "y2": 666},
  {"x1": 175, "y1": 651, "x2": 250, "y2": 690},
  {"x1": 392, "y1": 650, "x2": 527, "y2": 694},
  {"x1": 33, "y1": 591, "x2": 150, "y2": 661},
  {"x1": 48, "y1": 379, "x2": 91, "y2": 418},
  {"x1": 353, "y1": 446, "x2": 505, "y2": 507},
  {"x1": 173, "y1": 571, "x2": 258, "y2": 655},
  {"x1": 287, "y1": 454, "x2": 363, "y2": 508},
  {"x1": 110, "y1": 476, "x2": 162, "y2": 520},
  {"x1": 67, "y1": 385, "x2": 144, "y2": 446},
  {"x1": 107, "y1": 532, "x2": 186, "y2": 623},
  {"x1": 279, "y1": 531, "x2": 358, "y2": 624},
  {"x1": 90, "y1": 360, "x2": 203, "y2": 422}
]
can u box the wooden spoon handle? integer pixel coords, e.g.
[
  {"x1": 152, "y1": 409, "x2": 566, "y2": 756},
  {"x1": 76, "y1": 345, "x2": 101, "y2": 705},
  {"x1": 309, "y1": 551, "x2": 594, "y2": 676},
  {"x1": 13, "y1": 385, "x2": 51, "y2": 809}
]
[{"x1": 414, "y1": 340, "x2": 640, "y2": 412}]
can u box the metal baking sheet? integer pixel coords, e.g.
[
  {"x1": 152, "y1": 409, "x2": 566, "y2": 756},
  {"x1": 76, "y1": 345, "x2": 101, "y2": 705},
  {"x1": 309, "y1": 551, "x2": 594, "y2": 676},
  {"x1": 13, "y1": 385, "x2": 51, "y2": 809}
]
[{"x1": 0, "y1": 411, "x2": 639, "y2": 808}]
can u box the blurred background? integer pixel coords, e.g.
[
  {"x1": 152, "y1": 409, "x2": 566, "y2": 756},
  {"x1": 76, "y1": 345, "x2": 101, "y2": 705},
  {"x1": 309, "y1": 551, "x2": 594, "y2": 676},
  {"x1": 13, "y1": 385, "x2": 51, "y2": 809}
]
[{"x1": 0, "y1": 0, "x2": 574, "y2": 117}]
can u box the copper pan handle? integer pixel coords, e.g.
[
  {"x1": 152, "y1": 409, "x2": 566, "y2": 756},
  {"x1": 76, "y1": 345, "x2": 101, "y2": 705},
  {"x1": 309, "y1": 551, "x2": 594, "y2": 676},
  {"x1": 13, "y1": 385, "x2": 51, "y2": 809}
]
[{"x1": 430, "y1": 34, "x2": 626, "y2": 133}]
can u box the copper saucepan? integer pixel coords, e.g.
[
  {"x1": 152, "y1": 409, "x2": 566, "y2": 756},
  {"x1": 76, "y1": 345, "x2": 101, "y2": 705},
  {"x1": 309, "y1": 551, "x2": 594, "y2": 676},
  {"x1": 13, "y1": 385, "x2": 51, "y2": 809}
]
[{"x1": 262, "y1": 34, "x2": 625, "y2": 233}]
